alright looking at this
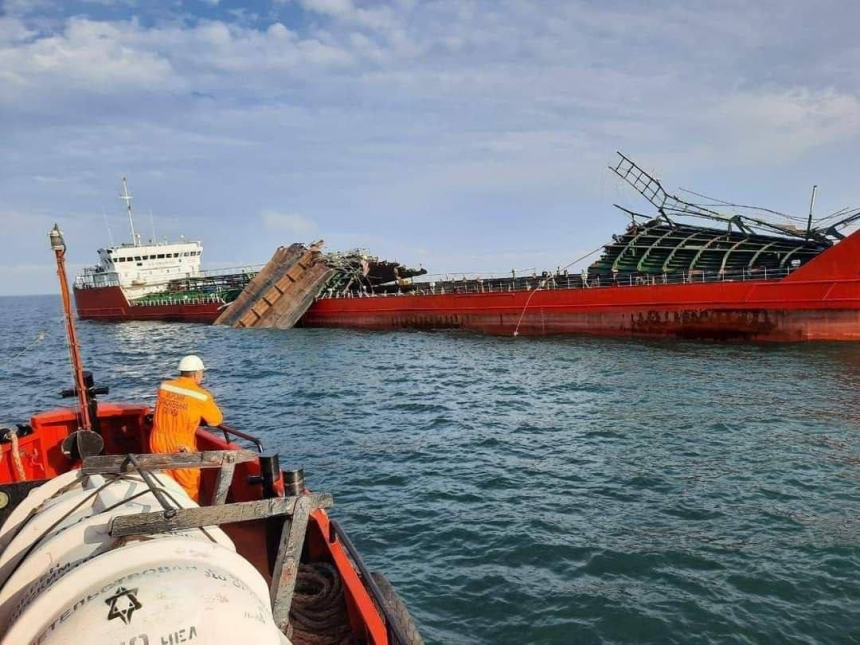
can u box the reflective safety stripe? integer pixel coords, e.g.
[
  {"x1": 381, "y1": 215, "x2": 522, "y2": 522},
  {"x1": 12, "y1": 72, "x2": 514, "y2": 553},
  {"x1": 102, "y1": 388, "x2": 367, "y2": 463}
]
[{"x1": 160, "y1": 382, "x2": 208, "y2": 401}]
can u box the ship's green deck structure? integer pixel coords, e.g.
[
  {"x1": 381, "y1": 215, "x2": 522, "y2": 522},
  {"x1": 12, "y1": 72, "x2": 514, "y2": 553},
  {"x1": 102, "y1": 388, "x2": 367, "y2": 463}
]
[
  {"x1": 130, "y1": 272, "x2": 256, "y2": 307},
  {"x1": 587, "y1": 220, "x2": 829, "y2": 279},
  {"x1": 583, "y1": 152, "x2": 854, "y2": 280}
]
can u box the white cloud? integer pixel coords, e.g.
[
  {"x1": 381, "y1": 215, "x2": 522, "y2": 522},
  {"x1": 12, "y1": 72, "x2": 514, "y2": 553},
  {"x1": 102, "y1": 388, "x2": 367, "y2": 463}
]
[
  {"x1": 2, "y1": 1, "x2": 860, "y2": 294},
  {"x1": 0, "y1": 17, "x2": 36, "y2": 44},
  {"x1": 0, "y1": 0, "x2": 54, "y2": 16},
  {"x1": 260, "y1": 211, "x2": 317, "y2": 235},
  {"x1": 0, "y1": 16, "x2": 368, "y2": 109},
  {"x1": 701, "y1": 88, "x2": 860, "y2": 162},
  {"x1": 0, "y1": 18, "x2": 178, "y2": 102},
  {"x1": 299, "y1": 0, "x2": 400, "y2": 37},
  {"x1": 300, "y1": 0, "x2": 353, "y2": 18}
]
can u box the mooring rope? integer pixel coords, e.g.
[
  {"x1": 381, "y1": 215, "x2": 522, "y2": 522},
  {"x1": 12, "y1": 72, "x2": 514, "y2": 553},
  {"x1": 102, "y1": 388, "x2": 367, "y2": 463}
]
[
  {"x1": 0, "y1": 327, "x2": 53, "y2": 374},
  {"x1": 289, "y1": 562, "x2": 352, "y2": 645},
  {"x1": 512, "y1": 245, "x2": 605, "y2": 337},
  {"x1": 512, "y1": 279, "x2": 546, "y2": 337}
]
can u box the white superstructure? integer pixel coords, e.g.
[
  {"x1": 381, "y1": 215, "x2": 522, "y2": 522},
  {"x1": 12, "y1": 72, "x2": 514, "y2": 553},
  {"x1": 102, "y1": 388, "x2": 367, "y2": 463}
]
[{"x1": 74, "y1": 179, "x2": 204, "y2": 299}]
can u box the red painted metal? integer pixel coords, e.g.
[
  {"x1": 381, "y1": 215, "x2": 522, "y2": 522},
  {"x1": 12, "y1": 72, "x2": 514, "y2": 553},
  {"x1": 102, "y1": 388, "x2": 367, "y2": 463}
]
[
  {"x1": 74, "y1": 285, "x2": 223, "y2": 323},
  {"x1": 301, "y1": 228, "x2": 860, "y2": 341},
  {"x1": 783, "y1": 222, "x2": 860, "y2": 283},
  {"x1": 307, "y1": 510, "x2": 389, "y2": 643},
  {"x1": 302, "y1": 276, "x2": 860, "y2": 340},
  {"x1": 74, "y1": 225, "x2": 860, "y2": 340}
]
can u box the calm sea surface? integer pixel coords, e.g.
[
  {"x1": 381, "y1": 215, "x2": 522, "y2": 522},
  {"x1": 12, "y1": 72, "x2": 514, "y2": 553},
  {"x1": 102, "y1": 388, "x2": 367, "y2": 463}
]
[{"x1": 2, "y1": 295, "x2": 860, "y2": 643}]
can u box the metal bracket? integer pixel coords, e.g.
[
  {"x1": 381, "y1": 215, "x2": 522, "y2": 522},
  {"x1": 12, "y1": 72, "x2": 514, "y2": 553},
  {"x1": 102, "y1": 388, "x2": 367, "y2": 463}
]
[
  {"x1": 108, "y1": 493, "x2": 332, "y2": 537},
  {"x1": 211, "y1": 454, "x2": 236, "y2": 505},
  {"x1": 125, "y1": 452, "x2": 178, "y2": 518},
  {"x1": 82, "y1": 450, "x2": 258, "y2": 475},
  {"x1": 270, "y1": 495, "x2": 312, "y2": 633}
]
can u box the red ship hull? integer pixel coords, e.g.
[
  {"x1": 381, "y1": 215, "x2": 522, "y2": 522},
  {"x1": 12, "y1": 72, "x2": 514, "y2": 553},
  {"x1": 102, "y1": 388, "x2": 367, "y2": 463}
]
[
  {"x1": 300, "y1": 278, "x2": 860, "y2": 341},
  {"x1": 76, "y1": 228, "x2": 860, "y2": 341},
  {"x1": 302, "y1": 229, "x2": 860, "y2": 341},
  {"x1": 74, "y1": 285, "x2": 222, "y2": 323}
]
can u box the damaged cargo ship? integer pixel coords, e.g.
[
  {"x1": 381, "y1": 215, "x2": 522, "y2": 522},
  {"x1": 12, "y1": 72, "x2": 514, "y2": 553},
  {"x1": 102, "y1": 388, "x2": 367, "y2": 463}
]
[
  {"x1": 299, "y1": 154, "x2": 860, "y2": 341},
  {"x1": 76, "y1": 157, "x2": 860, "y2": 341}
]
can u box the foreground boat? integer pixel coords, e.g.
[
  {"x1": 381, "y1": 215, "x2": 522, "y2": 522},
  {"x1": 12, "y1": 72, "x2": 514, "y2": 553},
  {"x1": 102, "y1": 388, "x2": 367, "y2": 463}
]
[{"x1": 0, "y1": 226, "x2": 421, "y2": 643}]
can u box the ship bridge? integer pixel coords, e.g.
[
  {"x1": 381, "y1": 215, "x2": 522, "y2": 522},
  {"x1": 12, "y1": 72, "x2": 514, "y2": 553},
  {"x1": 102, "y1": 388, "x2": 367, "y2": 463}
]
[{"x1": 75, "y1": 240, "x2": 203, "y2": 296}]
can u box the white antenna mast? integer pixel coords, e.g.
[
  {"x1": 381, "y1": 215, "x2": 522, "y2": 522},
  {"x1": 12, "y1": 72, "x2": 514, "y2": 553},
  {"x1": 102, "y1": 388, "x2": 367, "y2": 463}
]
[
  {"x1": 102, "y1": 208, "x2": 115, "y2": 246},
  {"x1": 149, "y1": 208, "x2": 157, "y2": 244},
  {"x1": 120, "y1": 177, "x2": 137, "y2": 246}
]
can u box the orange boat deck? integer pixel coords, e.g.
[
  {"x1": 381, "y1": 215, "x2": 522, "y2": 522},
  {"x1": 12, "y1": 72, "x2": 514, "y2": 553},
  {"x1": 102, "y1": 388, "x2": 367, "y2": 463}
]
[{"x1": 0, "y1": 403, "x2": 391, "y2": 644}]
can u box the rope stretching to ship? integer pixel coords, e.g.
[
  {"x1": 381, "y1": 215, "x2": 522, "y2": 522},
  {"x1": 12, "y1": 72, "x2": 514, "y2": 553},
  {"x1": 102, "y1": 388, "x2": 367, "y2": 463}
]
[{"x1": 512, "y1": 244, "x2": 605, "y2": 337}]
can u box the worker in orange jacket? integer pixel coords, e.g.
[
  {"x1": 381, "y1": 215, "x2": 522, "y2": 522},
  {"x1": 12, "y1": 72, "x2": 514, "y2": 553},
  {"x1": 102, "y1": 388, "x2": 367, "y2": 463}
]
[{"x1": 150, "y1": 355, "x2": 223, "y2": 502}]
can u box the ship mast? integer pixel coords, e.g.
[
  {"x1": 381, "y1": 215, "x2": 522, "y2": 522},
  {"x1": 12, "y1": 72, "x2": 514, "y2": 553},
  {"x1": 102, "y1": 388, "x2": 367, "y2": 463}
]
[
  {"x1": 120, "y1": 177, "x2": 138, "y2": 247},
  {"x1": 49, "y1": 224, "x2": 92, "y2": 432}
]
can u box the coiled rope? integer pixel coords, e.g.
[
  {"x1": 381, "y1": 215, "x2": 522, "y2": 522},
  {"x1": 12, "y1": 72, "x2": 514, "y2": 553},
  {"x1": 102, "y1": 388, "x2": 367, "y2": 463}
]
[{"x1": 289, "y1": 562, "x2": 352, "y2": 645}]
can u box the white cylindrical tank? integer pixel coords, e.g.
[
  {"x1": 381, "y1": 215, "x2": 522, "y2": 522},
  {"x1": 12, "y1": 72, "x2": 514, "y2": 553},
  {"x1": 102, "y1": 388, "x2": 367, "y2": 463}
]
[{"x1": 0, "y1": 469, "x2": 290, "y2": 645}]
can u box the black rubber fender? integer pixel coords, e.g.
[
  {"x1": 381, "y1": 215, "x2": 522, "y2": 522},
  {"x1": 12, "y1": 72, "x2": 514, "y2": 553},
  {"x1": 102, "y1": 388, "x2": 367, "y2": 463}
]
[{"x1": 370, "y1": 572, "x2": 424, "y2": 645}]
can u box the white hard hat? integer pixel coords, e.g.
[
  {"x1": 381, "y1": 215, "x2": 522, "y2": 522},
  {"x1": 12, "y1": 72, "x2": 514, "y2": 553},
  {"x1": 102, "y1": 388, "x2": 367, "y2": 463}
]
[{"x1": 178, "y1": 355, "x2": 206, "y2": 372}]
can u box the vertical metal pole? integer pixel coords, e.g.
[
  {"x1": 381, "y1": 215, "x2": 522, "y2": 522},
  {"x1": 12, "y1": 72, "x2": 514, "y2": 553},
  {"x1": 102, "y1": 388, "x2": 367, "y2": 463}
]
[
  {"x1": 806, "y1": 185, "x2": 818, "y2": 240},
  {"x1": 50, "y1": 225, "x2": 92, "y2": 432},
  {"x1": 120, "y1": 178, "x2": 138, "y2": 246}
]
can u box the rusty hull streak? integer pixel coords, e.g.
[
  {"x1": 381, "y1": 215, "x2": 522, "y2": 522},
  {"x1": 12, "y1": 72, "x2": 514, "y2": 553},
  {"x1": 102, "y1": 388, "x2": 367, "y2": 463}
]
[{"x1": 631, "y1": 309, "x2": 779, "y2": 341}]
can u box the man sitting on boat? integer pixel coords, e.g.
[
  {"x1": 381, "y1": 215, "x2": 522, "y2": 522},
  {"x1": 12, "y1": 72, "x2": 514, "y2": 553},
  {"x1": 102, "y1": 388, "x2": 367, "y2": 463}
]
[{"x1": 149, "y1": 354, "x2": 223, "y2": 501}]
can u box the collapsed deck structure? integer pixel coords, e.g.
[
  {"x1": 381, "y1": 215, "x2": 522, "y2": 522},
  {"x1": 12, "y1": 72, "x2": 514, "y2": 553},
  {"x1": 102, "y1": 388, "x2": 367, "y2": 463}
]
[
  {"x1": 213, "y1": 243, "x2": 333, "y2": 329},
  {"x1": 214, "y1": 244, "x2": 426, "y2": 330}
]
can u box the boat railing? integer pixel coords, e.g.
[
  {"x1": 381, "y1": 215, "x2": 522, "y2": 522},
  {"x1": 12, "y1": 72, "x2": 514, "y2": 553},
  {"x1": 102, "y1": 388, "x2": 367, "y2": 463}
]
[
  {"x1": 74, "y1": 273, "x2": 122, "y2": 289},
  {"x1": 197, "y1": 265, "x2": 264, "y2": 279},
  {"x1": 130, "y1": 294, "x2": 227, "y2": 307},
  {"x1": 318, "y1": 266, "x2": 798, "y2": 299},
  {"x1": 74, "y1": 265, "x2": 260, "y2": 290}
]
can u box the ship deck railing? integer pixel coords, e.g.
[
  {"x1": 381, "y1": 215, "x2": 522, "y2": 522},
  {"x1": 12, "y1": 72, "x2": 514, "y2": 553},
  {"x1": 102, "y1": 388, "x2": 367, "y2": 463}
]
[
  {"x1": 130, "y1": 294, "x2": 227, "y2": 307},
  {"x1": 74, "y1": 275, "x2": 123, "y2": 289},
  {"x1": 319, "y1": 266, "x2": 799, "y2": 299},
  {"x1": 74, "y1": 265, "x2": 262, "y2": 290}
]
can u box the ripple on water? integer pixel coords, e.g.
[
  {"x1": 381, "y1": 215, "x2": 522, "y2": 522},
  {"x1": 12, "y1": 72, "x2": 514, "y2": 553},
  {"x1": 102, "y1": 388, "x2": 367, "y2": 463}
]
[{"x1": 3, "y1": 297, "x2": 860, "y2": 643}]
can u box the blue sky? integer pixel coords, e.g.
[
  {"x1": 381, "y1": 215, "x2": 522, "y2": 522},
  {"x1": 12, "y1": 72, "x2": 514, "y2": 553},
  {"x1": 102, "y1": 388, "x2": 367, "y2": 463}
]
[{"x1": 1, "y1": 0, "x2": 859, "y2": 295}]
